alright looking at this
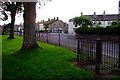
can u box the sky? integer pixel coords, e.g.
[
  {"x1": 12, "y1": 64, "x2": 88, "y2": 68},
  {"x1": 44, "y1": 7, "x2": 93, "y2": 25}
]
[{"x1": 0, "y1": 0, "x2": 119, "y2": 25}]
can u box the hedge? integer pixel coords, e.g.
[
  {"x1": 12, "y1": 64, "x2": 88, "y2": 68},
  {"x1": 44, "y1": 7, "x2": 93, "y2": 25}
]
[{"x1": 75, "y1": 25, "x2": 120, "y2": 34}]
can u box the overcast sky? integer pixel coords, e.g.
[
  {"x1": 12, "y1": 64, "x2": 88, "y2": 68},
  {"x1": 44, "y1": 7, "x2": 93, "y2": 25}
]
[{"x1": 0, "y1": 0, "x2": 119, "y2": 25}]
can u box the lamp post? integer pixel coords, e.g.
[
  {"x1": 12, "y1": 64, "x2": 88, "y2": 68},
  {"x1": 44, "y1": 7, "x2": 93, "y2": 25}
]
[
  {"x1": 46, "y1": 28, "x2": 49, "y2": 43},
  {"x1": 58, "y1": 29, "x2": 61, "y2": 47},
  {"x1": 38, "y1": 22, "x2": 40, "y2": 41}
]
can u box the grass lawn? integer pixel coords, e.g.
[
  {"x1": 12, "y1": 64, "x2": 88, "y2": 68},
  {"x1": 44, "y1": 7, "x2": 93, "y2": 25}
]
[{"x1": 2, "y1": 35, "x2": 93, "y2": 79}]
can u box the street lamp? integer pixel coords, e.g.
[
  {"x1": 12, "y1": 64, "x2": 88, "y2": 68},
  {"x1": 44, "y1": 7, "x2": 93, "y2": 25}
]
[
  {"x1": 58, "y1": 29, "x2": 61, "y2": 47},
  {"x1": 46, "y1": 28, "x2": 49, "y2": 43}
]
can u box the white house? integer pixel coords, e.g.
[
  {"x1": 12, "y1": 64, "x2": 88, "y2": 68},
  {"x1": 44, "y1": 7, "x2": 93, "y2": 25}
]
[{"x1": 68, "y1": 0, "x2": 120, "y2": 34}]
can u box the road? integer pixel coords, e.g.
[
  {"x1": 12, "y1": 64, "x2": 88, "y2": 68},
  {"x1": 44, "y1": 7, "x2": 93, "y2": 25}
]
[{"x1": 36, "y1": 33, "x2": 77, "y2": 51}]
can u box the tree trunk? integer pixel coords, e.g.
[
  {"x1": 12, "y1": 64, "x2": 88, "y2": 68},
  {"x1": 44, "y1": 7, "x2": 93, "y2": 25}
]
[
  {"x1": 7, "y1": 11, "x2": 15, "y2": 39},
  {"x1": 20, "y1": 2, "x2": 39, "y2": 51}
]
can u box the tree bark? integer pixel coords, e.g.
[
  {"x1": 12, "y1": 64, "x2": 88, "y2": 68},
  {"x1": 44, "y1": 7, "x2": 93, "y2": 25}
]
[
  {"x1": 7, "y1": 11, "x2": 15, "y2": 39},
  {"x1": 20, "y1": 2, "x2": 39, "y2": 51}
]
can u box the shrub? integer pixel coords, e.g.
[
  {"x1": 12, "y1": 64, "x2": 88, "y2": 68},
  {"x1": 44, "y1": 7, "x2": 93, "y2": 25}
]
[{"x1": 75, "y1": 25, "x2": 120, "y2": 34}]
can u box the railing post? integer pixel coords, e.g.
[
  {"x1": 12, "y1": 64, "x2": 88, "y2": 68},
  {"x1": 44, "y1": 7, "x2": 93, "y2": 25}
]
[
  {"x1": 39, "y1": 31, "x2": 40, "y2": 41},
  {"x1": 95, "y1": 38, "x2": 102, "y2": 74},
  {"x1": 77, "y1": 39, "x2": 80, "y2": 65},
  {"x1": 46, "y1": 32, "x2": 48, "y2": 43},
  {"x1": 17, "y1": 26, "x2": 18, "y2": 36},
  {"x1": 118, "y1": 40, "x2": 120, "y2": 69}
]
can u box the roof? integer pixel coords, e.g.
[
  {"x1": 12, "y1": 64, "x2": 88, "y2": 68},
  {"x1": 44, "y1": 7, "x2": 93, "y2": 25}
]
[
  {"x1": 39, "y1": 18, "x2": 68, "y2": 25},
  {"x1": 3, "y1": 23, "x2": 11, "y2": 28},
  {"x1": 39, "y1": 19, "x2": 58, "y2": 25},
  {"x1": 69, "y1": 14, "x2": 120, "y2": 22},
  {"x1": 44, "y1": 19, "x2": 58, "y2": 25}
]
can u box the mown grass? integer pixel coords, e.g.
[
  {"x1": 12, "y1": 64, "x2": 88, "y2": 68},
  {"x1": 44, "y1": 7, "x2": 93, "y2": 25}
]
[{"x1": 2, "y1": 35, "x2": 93, "y2": 79}]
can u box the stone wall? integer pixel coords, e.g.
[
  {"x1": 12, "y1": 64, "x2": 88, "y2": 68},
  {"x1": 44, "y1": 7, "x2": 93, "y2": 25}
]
[{"x1": 75, "y1": 33, "x2": 120, "y2": 41}]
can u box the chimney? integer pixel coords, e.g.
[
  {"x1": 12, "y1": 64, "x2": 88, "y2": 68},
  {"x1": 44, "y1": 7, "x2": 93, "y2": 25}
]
[
  {"x1": 54, "y1": 17, "x2": 55, "y2": 20},
  {"x1": 81, "y1": 12, "x2": 83, "y2": 16},
  {"x1": 94, "y1": 12, "x2": 96, "y2": 15},
  {"x1": 93, "y1": 12, "x2": 96, "y2": 19},
  {"x1": 119, "y1": 0, "x2": 120, "y2": 14},
  {"x1": 57, "y1": 17, "x2": 59, "y2": 20},
  {"x1": 103, "y1": 10, "x2": 105, "y2": 26},
  {"x1": 103, "y1": 10, "x2": 105, "y2": 15},
  {"x1": 48, "y1": 18, "x2": 50, "y2": 21}
]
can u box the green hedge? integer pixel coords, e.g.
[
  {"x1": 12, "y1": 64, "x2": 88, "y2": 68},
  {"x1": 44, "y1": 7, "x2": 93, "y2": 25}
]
[{"x1": 75, "y1": 25, "x2": 120, "y2": 34}]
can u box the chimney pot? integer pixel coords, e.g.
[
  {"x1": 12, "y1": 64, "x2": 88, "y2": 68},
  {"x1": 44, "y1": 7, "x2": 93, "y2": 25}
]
[
  {"x1": 54, "y1": 17, "x2": 55, "y2": 20},
  {"x1": 57, "y1": 17, "x2": 59, "y2": 20},
  {"x1": 94, "y1": 12, "x2": 96, "y2": 15},
  {"x1": 81, "y1": 12, "x2": 83, "y2": 16},
  {"x1": 48, "y1": 18, "x2": 50, "y2": 21},
  {"x1": 103, "y1": 10, "x2": 105, "y2": 15}
]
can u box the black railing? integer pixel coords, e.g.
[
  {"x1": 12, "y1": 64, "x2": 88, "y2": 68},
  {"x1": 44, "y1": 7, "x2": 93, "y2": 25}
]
[
  {"x1": 35, "y1": 32, "x2": 66, "y2": 47},
  {"x1": 77, "y1": 38, "x2": 120, "y2": 74}
]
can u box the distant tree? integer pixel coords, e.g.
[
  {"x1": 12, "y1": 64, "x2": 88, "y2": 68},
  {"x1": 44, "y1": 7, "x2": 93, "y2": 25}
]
[
  {"x1": 73, "y1": 15, "x2": 93, "y2": 28},
  {"x1": 0, "y1": 1, "x2": 22, "y2": 39},
  {"x1": 0, "y1": 11, "x2": 8, "y2": 21}
]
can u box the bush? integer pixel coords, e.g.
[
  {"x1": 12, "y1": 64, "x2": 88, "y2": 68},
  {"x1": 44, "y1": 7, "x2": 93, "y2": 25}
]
[
  {"x1": 75, "y1": 25, "x2": 120, "y2": 34},
  {"x1": 75, "y1": 26, "x2": 88, "y2": 34}
]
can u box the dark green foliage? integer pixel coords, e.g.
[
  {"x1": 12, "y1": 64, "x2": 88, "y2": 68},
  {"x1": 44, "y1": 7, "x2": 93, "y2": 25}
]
[
  {"x1": 112, "y1": 21, "x2": 118, "y2": 25},
  {"x1": 0, "y1": 11, "x2": 8, "y2": 21},
  {"x1": 0, "y1": 2, "x2": 23, "y2": 21},
  {"x1": 0, "y1": 1, "x2": 23, "y2": 39},
  {"x1": 75, "y1": 25, "x2": 120, "y2": 34},
  {"x1": 73, "y1": 15, "x2": 93, "y2": 27}
]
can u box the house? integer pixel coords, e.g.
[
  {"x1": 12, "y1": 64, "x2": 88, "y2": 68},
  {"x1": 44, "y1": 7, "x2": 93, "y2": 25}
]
[
  {"x1": 68, "y1": 1, "x2": 120, "y2": 34},
  {"x1": 37, "y1": 17, "x2": 68, "y2": 33},
  {"x1": 2, "y1": 23, "x2": 24, "y2": 34},
  {"x1": 3, "y1": 23, "x2": 11, "y2": 33},
  {"x1": 68, "y1": 13, "x2": 120, "y2": 34}
]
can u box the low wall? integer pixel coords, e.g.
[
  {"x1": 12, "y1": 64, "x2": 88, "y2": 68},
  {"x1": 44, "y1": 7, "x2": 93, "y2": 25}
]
[{"x1": 75, "y1": 33, "x2": 120, "y2": 41}]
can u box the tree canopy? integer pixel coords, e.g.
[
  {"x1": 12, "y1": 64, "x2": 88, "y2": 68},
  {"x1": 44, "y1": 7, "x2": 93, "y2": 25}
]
[
  {"x1": 0, "y1": 1, "x2": 23, "y2": 39},
  {"x1": 0, "y1": 1, "x2": 23, "y2": 21},
  {"x1": 73, "y1": 15, "x2": 93, "y2": 27}
]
